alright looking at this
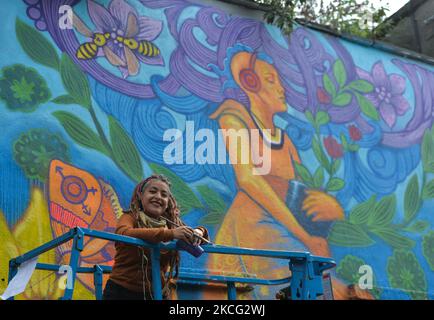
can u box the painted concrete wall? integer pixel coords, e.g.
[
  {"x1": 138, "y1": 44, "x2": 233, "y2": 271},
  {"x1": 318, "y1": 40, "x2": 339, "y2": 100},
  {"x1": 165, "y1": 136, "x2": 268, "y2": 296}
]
[{"x1": 0, "y1": 0, "x2": 433, "y2": 300}]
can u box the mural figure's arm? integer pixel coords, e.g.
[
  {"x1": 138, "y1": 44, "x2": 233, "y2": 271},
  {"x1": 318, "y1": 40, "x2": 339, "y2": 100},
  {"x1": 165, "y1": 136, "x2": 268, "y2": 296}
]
[{"x1": 217, "y1": 113, "x2": 330, "y2": 257}]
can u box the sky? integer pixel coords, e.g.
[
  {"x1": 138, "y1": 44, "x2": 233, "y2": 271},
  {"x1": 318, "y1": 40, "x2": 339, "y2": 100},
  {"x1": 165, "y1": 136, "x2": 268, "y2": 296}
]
[{"x1": 321, "y1": 0, "x2": 409, "y2": 16}]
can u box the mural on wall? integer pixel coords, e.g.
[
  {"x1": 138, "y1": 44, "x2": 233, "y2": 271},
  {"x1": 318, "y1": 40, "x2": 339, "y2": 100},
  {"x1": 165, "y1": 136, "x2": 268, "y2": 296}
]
[{"x1": 0, "y1": 0, "x2": 433, "y2": 300}]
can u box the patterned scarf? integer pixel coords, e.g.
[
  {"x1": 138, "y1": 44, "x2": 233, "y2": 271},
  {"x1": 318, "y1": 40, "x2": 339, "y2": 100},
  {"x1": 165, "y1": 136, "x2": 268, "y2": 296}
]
[{"x1": 138, "y1": 211, "x2": 167, "y2": 229}]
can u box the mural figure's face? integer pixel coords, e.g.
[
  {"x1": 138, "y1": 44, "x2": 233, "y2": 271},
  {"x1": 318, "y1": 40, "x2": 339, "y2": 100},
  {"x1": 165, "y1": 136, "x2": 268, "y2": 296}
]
[
  {"x1": 254, "y1": 59, "x2": 287, "y2": 113},
  {"x1": 140, "y1": 180, "x2": 170, "y2": 218},
  {"x1": 233, "y1": 52, "x2": 287, "y2": 115}
]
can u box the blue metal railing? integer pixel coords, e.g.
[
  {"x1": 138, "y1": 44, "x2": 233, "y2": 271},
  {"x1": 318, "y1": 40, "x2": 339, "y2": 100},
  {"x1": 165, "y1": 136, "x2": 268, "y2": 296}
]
[{"x1": 7, "y1": 227, "x2": 336, "y2": 300}]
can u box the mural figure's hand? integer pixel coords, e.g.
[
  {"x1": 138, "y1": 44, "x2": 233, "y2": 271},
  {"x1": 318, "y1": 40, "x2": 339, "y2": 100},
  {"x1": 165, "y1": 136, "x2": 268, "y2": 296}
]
[
  {"x1": 302, "y1": 190, "x2": 344, "y2": 222},
  {"x1": 306, "y1": 236, "x2": 330, "y2": 257}
]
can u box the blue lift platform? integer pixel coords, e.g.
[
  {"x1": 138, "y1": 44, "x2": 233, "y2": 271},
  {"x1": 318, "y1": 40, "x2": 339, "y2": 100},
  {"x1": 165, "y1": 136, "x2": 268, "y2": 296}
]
[{"x1": 7, "y1": 227, "x2": 336, "y2": 300}]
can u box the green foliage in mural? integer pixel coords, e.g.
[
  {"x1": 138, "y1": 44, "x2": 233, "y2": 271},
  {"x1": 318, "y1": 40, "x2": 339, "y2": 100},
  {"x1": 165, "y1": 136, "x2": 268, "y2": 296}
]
[
  {"x1": 148, "y1": 163, "x2": 203, "y2": 215},
  {"x1": 321, "y1": 59, "x2": 379, "y2": 120},
  {"x1": 52, "y1": 111, "x2": 109, "y2": 156},
  {"x1": 59, "y1": 54, "x2": 92, "y2": 109},
  {"x1": 296, "y1": 110, "x2": 346, "y2": 192},
  {"x1": 422, "y1": 231, "x2": 434, "y2": 271},
  {"x1": 326, "y1": 177, "x2": 345, "y2": 192},
  {"x1": 354, "y1": 92, "x2": 379, "y2": 121},
  {"x1": 387, "y1": 250, "x2": 427, "y2": 300},
  {"x1": 13, "y1": 129, "x2": 70, "y2": 182},
  {"x1": 403, "y1": 175, "x2": 421, "y2": 224},
  {"x1": 15, "y1": 18, "x2": 60, "y2": 70},
  {"x1": 328, "y1": 190, "x2": 424, "y2": 249},
  {"x1": 336, "y1": 255, "x2": 382, "y2": 299},
  {"x1": 51, "y1": 95, "x2": 77, "y2": 105},
  {"x1": 198, "y1": 186, "x2": 228, "y2": 225},
  {"x1": 329, "y1": 124, "x2": 434, "y2": 252},
  {"x1": 0, "y1": 64, "x2": 50, "y2": 112},
  {"x1": 423, "y1": 179, "x2": 434, "y2": 200},
  {"x1": 15, "y1": 19, "x2": 144, "y2": 183},
  {"x1": 328, "y1": 220, "x2": 375, "y2": 247},
  {"x1": 109, "y1": 116, "x2": 143, "y2": 183},
  {"x1": 421, "y1": 127, "x2": 434, "y2": 174}
]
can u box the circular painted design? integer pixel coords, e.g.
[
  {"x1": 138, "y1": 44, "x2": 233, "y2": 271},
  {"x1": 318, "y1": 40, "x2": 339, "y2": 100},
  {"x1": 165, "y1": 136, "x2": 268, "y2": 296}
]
[{"x1": 61, "y1": 175, "x2": 88, "y2": 205}]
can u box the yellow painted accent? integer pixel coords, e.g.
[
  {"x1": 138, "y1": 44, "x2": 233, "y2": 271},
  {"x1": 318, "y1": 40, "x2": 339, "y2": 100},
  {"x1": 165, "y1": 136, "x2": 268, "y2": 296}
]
[
  {"x1": 0, "y1": 210, "x2": 19, "y2": 295},
  {"x1": 0, "y1": 187, "x2": 95, "y2": 300}
]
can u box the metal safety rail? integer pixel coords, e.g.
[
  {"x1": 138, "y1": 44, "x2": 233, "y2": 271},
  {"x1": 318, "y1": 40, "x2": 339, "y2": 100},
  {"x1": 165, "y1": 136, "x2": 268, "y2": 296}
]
[{"x1": 7, "y1": 227, "x2": 336, "y2": 300}]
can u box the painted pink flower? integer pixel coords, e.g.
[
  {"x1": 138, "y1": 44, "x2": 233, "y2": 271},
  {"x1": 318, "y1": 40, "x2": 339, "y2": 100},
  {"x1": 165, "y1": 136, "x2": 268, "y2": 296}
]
[
  {"x1": 357, "y1": 62, "x2": 409, "y2": 128},
  {"x1": 349, "y1": 125, "x2": 362, "y2": 141},
  {"x1": 323, "y1": 136, "x2": 343, "y2": 159},
  {"x1": 76, "y1": 0, "x2": 164, "y2": 78}
]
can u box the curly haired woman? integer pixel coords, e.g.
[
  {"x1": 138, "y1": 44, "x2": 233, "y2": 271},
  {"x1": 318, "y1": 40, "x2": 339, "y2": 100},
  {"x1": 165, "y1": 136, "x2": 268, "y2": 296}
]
[{"x1": 103, "y1": 174, "x2": 209, "y2": 300}]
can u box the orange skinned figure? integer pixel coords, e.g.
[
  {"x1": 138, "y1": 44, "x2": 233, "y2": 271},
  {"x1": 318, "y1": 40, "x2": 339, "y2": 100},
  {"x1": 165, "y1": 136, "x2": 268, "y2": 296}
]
[{"x1": 203, "y1": 50, "x2": 369, "y2": 300}]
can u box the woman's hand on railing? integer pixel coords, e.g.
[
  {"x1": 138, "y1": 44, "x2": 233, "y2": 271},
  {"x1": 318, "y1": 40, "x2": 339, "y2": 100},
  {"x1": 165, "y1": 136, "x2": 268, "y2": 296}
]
[
  {"x1": 173, "y1": 226, "x2": 195, "y2": 245},
  {"x1": 192, "y1": 229, "x2": 204, "y2": 246}
]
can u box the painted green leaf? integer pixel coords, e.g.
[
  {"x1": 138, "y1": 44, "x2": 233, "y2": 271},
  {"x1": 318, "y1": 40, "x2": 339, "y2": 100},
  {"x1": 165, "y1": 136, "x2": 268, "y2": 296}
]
[
  {"x1": 312, "y1": 138, "x2": 330, "y2": 173},
  {"x1": 294, "y1": 162, "x2": 313, "y2": 187},
  {"x1": 16, "y1": 18, "x2": 60, "y2": 70},
  {"x1": 197, "y1": 186, "x2": 227, "y2": 226},
  {"x1": 349, "y1": 195, "x2": 376, "y2": 225},
  {"x1": 109, "y1": 116, "x2": 143, "y2": 183},
  {"x1": 422, "y1": 231, "x2": 434, "y2": 270},
  {"x1": 326, "y1": 177, "x2": 344, "y2": 192},
  {"x1": 367, "y1": 194, "x2": 396, "y2": 227},
  {"x1": 315, "y1": 111, "x2": 330, "y2": 127},
  {"x1": 404, "y1": 174, "x2": 420, "y2": 224},
  {"x1": 305, "y1": 110, "x2": 315, "y2": 126},
  {"x1": 200, "y1": 212, "x2": 225, "y2": 226},
  {"x1": 60, "y1": 54, "x2": 91, "y2": 109},
  {"x1": 332, "y1": 93, "x2": 352, "y2": 106},
  {"x1": 331, "y1": 159, "x2": 341, "y2": 175},
  {"x1": 336, "y1": 254, "x2": 382, "y2": 299},
  {"x1": 51, "y1": 95, "x2": 77, "y2": 105},
  {"x1": 333, "y1": 60, "x2": 347, "y2": 87},
  {"x1": 323, "y1": 73, "x2": 336, "y2": 97},
  {"x1": 348, "y1": 144, "x2": 360, "y2": 152},
  {"x1": 336, "y1": 255, "x2": 366, "y2": 284},
  {"x1": 149, "y1": 163, "x2": 203, "y2": 215},
  {"x1": 371, "y1": 227, "x2": 415, "y2": 249},
  {"x1": 313, "y1": 167, "x2": 324, "y2": 189},
  {"x1": 403, "y1": 220, "x2": 430, "y2": 233},
  {"x1": 197, "y1": 185, "x2": 226, "y2": 214},
  {"x1": 421, "y1": 129, "x2": 434, "y2": 173},
  {"x1": 422, "y1": 180, "x2": 434, "y2": 199},
  {"x1": 387, "y1": 250, "x2": 427, "y2": 300},
  {"x1": 348, "y1": 80, "x2": 374, "y2": 93},
  {"x1": 52, "y1": 111, "x2": 109, "y2": 155},
  {"x1": 328, "y1": 221, "x2": 375, "y2": 247},
  {"x1": 355, "y1": 93, "x2": 380, "y2": 121},
  {"x1": 340, "y1": 133, "x2": 349, "y2": 150}
]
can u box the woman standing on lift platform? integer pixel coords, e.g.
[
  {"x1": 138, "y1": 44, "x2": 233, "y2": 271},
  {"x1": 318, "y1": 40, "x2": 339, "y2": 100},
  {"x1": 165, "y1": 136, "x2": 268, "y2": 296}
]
[{"x1": 103, "y1": 174, "x2": 209, "y2": 300}]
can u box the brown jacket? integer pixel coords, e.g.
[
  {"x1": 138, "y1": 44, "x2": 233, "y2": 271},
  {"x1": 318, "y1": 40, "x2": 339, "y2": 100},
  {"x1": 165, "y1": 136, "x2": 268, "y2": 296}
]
[{"x1": 108, "y1": 213, "x2": 208, "y2": 297}]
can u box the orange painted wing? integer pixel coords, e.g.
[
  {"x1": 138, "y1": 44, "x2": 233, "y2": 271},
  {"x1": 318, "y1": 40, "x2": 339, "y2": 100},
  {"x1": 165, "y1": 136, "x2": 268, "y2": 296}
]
[{"x1": 48, "y1": 159, "x2": 122, "y2": 290}]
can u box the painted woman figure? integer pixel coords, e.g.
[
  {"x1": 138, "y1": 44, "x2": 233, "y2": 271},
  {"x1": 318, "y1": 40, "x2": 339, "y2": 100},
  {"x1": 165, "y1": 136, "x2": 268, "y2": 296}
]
[{"x1": 204, "y1": 49, "x2": 368, "y2": 299}]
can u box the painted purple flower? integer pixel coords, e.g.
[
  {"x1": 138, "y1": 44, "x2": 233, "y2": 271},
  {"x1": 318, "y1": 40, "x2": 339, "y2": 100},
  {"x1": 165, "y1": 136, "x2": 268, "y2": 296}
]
[
  {"x1": 74, "y1": 0, "x2": 164, "y2": 78},
  {"x1": 357, "y1": 62, "x2": 409, "y2": 128}
]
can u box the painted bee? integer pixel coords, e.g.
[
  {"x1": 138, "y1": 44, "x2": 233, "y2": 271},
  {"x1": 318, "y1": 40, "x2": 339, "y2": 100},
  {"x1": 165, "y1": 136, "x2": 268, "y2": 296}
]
[
  {"x1": 72, "y1": 11, "x2": 161, "y2": 76},
  {"x1": 122, "y1": 38, "x2": 161, "y2": 58},
  {"x1": 76, "y1": 33, "x2": 110, "y2": 60}
]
